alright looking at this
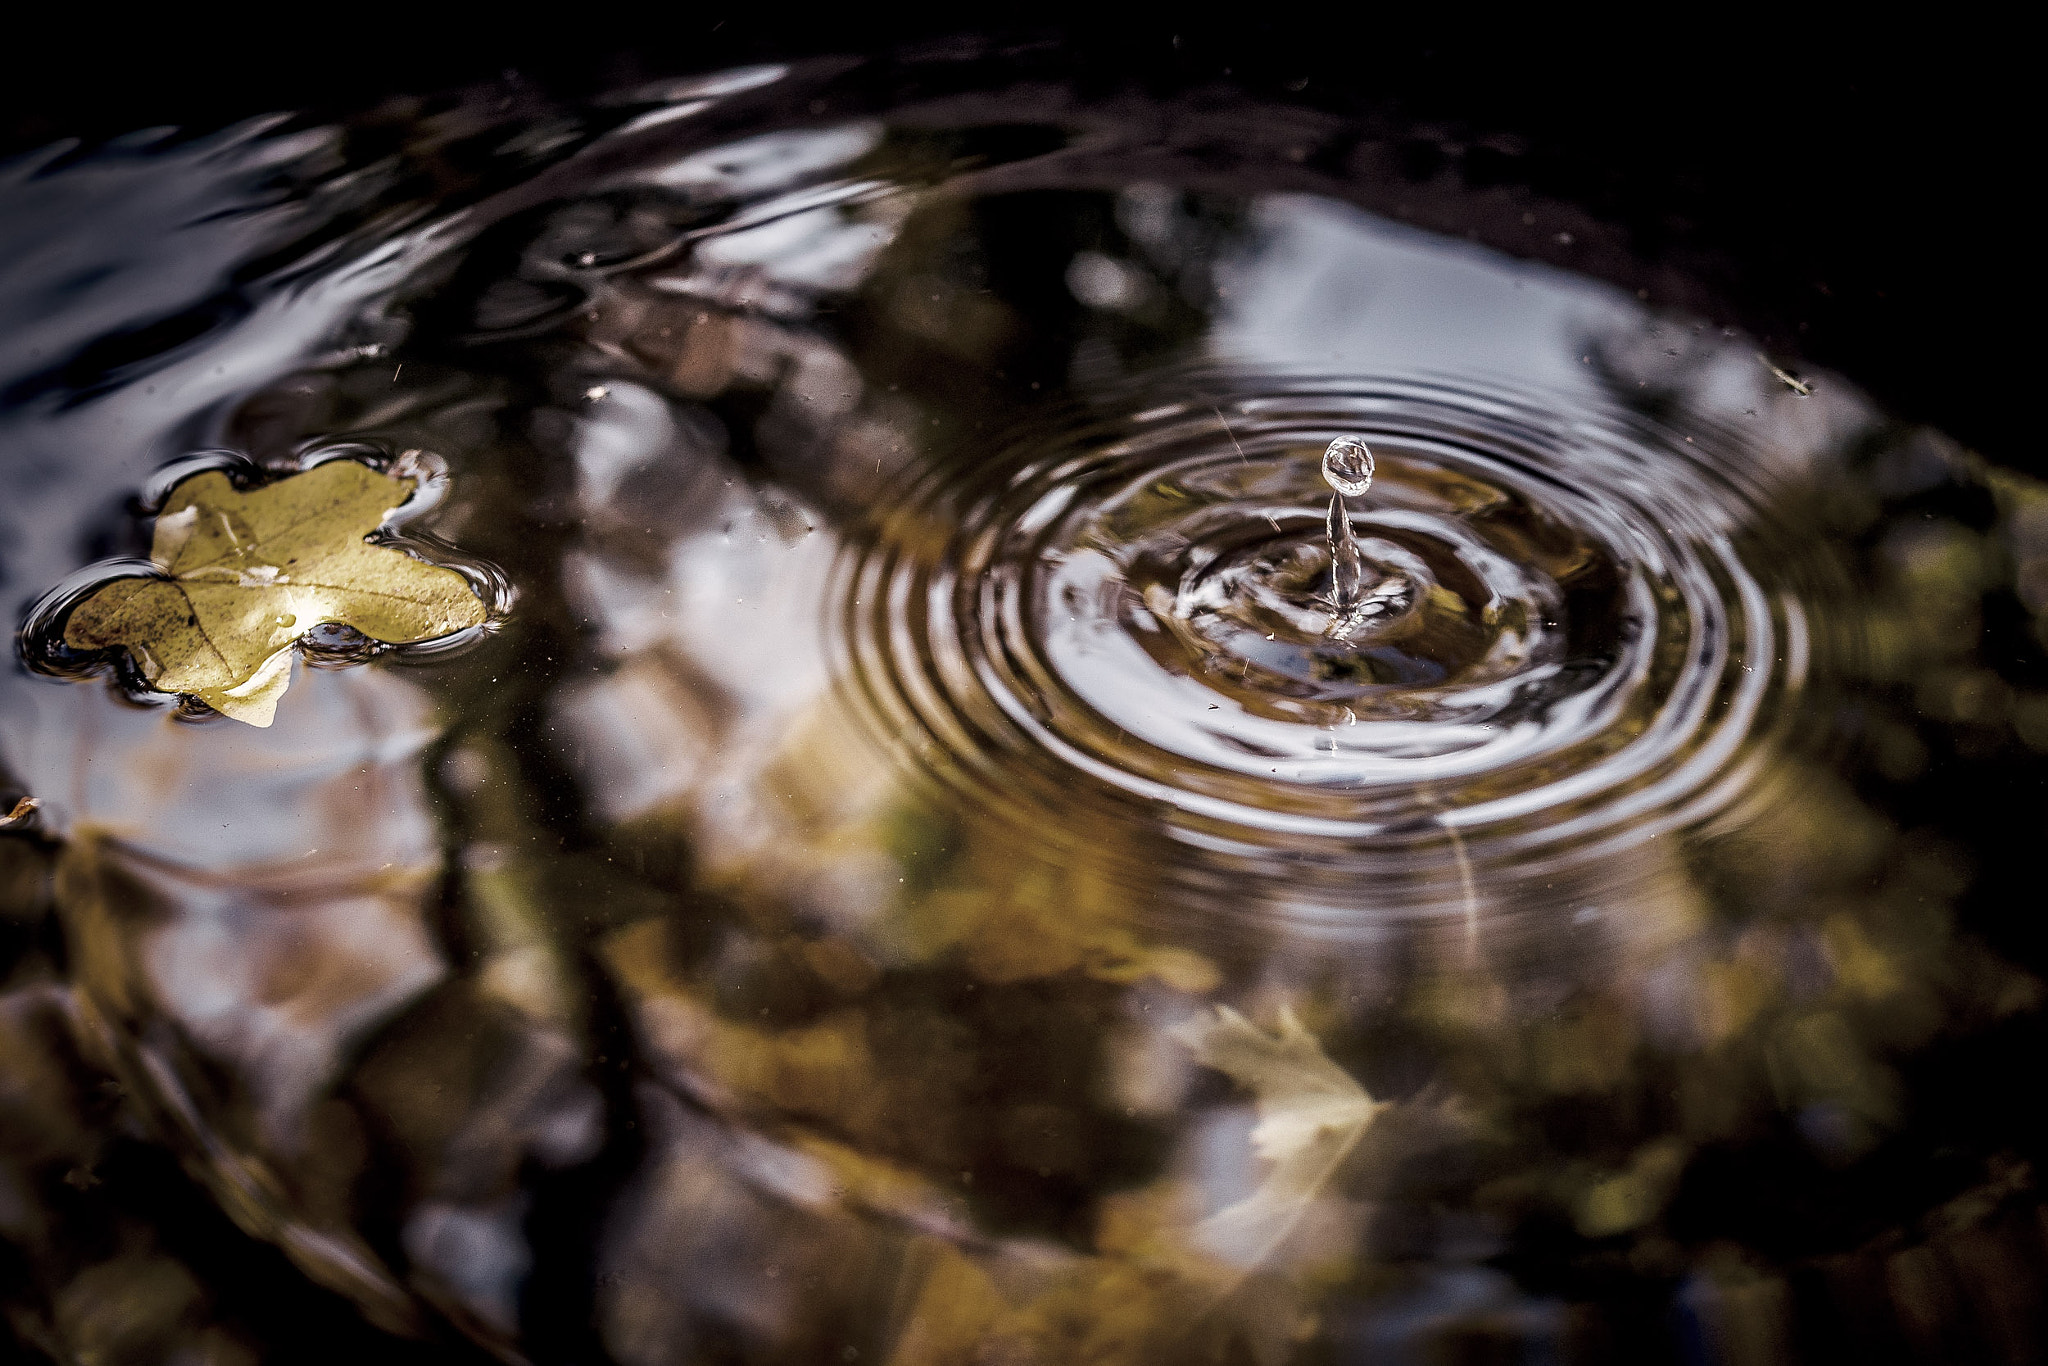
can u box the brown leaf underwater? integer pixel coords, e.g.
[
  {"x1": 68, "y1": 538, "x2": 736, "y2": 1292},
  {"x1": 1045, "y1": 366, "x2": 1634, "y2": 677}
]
[{"x1": 62, "y1": 461, "x2": 487, "y2": 726}]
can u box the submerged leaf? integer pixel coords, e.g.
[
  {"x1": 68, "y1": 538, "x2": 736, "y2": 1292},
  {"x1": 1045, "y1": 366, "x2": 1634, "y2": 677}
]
[
  {"x1": 63, "y1": 461, "x2": 486, "y2": 726},
  {"x1": 1172, "y1": 1005, "x2": 1381, "y2": 1273}
]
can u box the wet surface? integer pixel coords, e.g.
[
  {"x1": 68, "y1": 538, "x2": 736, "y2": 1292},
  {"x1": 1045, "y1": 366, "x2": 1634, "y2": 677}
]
[{"x1": 4, "y1": 58, "x2": 2048, "y2": 1365}]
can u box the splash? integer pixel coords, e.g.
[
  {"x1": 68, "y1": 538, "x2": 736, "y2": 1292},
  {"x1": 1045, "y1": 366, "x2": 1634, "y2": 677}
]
[
  {"x1": 1319, "y1": 434, "x2": 1378, "y2": 636},
  {"x1": 832, "y1": 374, "x2": 1812, "y2": 924}
]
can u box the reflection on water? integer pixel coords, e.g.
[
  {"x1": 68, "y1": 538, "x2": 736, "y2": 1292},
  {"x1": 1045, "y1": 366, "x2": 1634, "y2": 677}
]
[{"x1": 4, "y1": 63, "x2": 2048, "y2": 1365}]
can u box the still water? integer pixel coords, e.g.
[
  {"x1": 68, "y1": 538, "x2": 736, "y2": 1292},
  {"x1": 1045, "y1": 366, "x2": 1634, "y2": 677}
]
[{"x1": 3, "y1": 59, "x2": 2045, "y2": 1366}]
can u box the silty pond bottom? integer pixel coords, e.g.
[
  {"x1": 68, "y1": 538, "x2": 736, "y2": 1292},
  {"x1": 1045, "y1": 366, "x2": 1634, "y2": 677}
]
[{"x1": 2, "y1": 61, "x2": 2046, "y2": 1366}]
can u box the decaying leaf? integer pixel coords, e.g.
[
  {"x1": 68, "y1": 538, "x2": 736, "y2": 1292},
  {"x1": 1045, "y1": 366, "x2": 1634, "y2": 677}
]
[
  {"x1": 1172, "y1": 1005, "x2": 1382, "y2": 1274},
  {"x1": 63, "y1": 461, "x2": 486, "y2": 726}
]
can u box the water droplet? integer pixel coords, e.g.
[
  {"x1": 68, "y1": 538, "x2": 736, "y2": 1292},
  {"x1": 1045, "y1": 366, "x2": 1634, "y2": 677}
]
[{"x1": 1321, "y1": 436, "x2": 1375, "y2": 497}]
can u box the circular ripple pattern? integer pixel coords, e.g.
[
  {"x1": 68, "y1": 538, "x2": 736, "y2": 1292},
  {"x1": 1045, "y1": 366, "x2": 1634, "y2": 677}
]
[{"x1": 832, "y1": 374, "x2": 1810, "y2": 919}]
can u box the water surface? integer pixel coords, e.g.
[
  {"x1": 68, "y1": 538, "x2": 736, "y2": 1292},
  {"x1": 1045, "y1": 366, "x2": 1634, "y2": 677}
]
[{"x1": 3, "y1": 60, "x2": 2046, "y2": 1365}]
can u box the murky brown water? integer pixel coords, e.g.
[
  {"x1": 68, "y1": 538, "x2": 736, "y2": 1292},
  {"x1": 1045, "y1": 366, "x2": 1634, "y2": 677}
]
[{"x1": 4, "y1": 58, "x2": 2047, "y2": 1365}]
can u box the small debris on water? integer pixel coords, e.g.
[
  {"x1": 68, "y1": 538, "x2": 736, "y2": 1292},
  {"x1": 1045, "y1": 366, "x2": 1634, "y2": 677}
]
[{"x1": 1758, "y1": 352, "x2": 1814, "y2": 396}]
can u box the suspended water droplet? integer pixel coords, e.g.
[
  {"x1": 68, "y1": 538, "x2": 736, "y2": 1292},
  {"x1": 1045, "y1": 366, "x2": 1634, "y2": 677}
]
[{"x1": 1321, "y1": 435, "x2": 1375, "y2": 497}]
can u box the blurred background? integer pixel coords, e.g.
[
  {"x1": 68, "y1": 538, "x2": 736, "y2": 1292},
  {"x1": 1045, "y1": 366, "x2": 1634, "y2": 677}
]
[{"x1": 4, "y1": 12, "x2": 2031, "y2": 469}]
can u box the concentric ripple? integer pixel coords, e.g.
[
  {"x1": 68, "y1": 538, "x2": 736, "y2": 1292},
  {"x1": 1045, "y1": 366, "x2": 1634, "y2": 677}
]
[{"x1": 832, "y1": 374, "x2": 1812, "y2": 919}]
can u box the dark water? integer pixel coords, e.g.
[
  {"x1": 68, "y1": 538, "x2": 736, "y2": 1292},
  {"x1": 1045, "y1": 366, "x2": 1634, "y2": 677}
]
[{"x1": 3, "y1": 59, "x2": 2046, "y2": 1366}]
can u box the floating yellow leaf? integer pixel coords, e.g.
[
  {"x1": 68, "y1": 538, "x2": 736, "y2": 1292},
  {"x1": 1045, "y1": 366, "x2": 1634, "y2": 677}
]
[
  {"x1": 1172, "y1": 1006, "x2": 1382, "y2": 1274},
  {"x1": 63, "y1": 461, "x2": 487, "y2": 726}
]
